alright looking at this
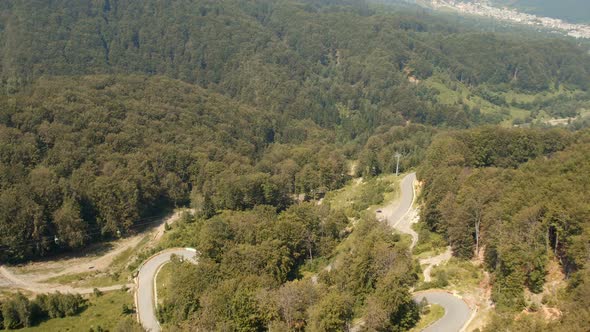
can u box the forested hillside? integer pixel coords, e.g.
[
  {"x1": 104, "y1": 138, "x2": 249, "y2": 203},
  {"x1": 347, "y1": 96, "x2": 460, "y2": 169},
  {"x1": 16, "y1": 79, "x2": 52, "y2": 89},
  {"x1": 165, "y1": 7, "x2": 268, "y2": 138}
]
[
  {"x1": 418, "y1": 127, "x2": 590, "y2": 330},
  {"x1": 1, "y1": 0, "x2": 590, "y2": 126},
  {"x1": 155, "y1": 205, "x2": 418, "y2": 331},
  {"x1": 0, "y1": 75, "x2": 352, "y2": 262},
  {"x1": 0, "y1": 0, "x2": 588, "y2": 260},
  {"x1": 0, "y1": 0, "x2": 589, "y2": 331}
]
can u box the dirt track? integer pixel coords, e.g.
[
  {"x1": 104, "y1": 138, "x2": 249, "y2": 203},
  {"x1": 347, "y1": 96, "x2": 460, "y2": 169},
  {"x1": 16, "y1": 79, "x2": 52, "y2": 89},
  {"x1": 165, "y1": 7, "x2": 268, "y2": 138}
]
[
  {"x1": 0, "y1": 210, "x2": 190, "y2": 294},
  {"x1": 420, "y1": 247, "x2": 453, "y2": 282}
]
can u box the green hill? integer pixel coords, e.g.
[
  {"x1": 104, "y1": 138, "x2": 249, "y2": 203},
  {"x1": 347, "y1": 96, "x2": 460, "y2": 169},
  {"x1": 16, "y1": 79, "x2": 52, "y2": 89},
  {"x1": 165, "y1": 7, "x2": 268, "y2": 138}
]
[
  {"x1": 0, "y1": 1, "x2": 589, "y2": 331},
  {"x1": 1, "y1": 0, "x2": 590, "y2": 262}
]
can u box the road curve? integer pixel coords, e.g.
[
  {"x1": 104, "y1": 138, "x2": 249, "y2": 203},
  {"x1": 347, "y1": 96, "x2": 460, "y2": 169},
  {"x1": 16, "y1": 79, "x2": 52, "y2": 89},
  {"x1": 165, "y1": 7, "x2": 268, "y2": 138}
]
[
  {"x1": 413, "y1": 291, "x2": 472, "y2": 332},
  {"x1": 377, "y1": 172, "x2": 418, "y2": 248},
  {"x1": 0, "y1": 210, "x2": 191, "y2": 296},
  {"x1": 136, "y1": 248, "x2": 197, "y2": 332},
  {"x1": 379, "y1": 173, "x2": 472, "y2": 332}
]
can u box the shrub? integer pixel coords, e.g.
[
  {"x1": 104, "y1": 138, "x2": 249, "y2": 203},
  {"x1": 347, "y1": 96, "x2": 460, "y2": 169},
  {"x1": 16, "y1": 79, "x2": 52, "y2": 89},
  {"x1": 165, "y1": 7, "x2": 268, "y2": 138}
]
[
  {"x1": 436, "y1": 269, "x2": 449, "y2": 287},
  {"x1": 93, "y1": 288, "x2": 103, "y2": 297},
  {"x1": 0, "y1": 291, "x2": 86, "y2": 329},
  {"x1": 0, "y1": 301, "x2": 4, "y2": 329},
  {"x1": 34, "y1": 292, "x2": 86, "y2": 319},
  {"x1": 114, "y1": 318, "x2": 144, "y2": 332},
  {"x1": 419, "y1": 297, "x2": 430, "y2": 314},
  {"x1": 121, "y1": 304, "x2": 134, "y2": 315},
  {"x1": 1, "y1": 293, "x2": 32, "y2": 329},
  {"x1": 528, "y1": 301, "x2": 540, "y2": 312}
]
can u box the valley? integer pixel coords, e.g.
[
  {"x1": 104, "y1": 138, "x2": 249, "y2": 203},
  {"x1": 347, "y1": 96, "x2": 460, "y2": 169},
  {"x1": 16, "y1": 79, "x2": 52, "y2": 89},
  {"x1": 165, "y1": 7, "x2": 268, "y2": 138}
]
[{"x1": 0, "y1": 0, "x2": 588, "y2": 331}]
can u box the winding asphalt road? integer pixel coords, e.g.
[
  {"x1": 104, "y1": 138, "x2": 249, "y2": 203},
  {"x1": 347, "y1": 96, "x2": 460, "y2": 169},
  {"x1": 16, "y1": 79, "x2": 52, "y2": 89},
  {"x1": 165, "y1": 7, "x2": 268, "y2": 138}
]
[
  {"x1": 388, "y1": 173, "x2": 417, "y2": 228},
  {"x1": 380, "y1": 173, "x2": 472, "y2": 332},
  {"x1": 135, "y1": 174, "x2": 471, "y2": 332},
  {"x1": 413, "y1": 291, "x2": 472, "y2": 332},
  {"x1": 136, "y1": 248, "x2": 197, "y2": 332},
  {"x1": 380, "y1": 172, "x2": 419, "y2": 249},
  {"x1": 0, "y1": 210, "x2": 190, "y2": 296}
]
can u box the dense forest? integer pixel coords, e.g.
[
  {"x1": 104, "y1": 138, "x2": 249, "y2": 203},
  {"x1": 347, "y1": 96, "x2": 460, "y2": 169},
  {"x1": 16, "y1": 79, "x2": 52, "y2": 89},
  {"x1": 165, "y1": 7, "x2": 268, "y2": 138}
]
[
  {"x1": 154, "y1": 204, "x2": 418, "y2": 331},
  {"x1": 2, "y1": 0, "x2": 590, "y2": 124},
  {"x1": 0, "y1": 0, "x2": 589, "y2": 331},
  {"x1": 1, "y1": 0, "x2": 589, "y2": 262},
  {"x1": 419, "y1": 127, "x2": 590, "y2": 330},
  {"x1": 0, "y1": 75, "x2": 350, "y2": 261}
]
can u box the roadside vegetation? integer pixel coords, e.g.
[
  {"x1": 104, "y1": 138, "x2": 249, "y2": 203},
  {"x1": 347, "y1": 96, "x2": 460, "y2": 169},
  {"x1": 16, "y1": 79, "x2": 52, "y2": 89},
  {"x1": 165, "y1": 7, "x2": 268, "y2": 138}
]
[
  {"x1": 323, "y1": 175, "x2": 398, "y2": 218},
  {"x1": 409, "y1": 303, "x2": 445, "y2": 332},
  {"x1": 425, "y1": 259, "x2": 483, "y2": 292},
  {"x1": 153, "y1": 174, "x2": 421, "y2": 330},
  {"x1": 412, "y1": 221, "x2": 448, "y2": 259}
]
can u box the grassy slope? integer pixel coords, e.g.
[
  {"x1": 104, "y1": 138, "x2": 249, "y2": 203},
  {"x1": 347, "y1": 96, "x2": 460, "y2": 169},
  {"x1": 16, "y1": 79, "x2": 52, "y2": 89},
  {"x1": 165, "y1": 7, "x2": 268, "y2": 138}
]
[
  {"x1": 19, "y1": 291, "x2": 134, "y2": 331},
  {"x1": 430, "y1": 258, "x2": 483, "y2": 292},
  {"x1": 296, "y1": 174, "x2": 401, "y2": 279},
  {"x1": 424, "y1": 73, "x2": 586, "y2": 125},
  {"x1": 412, "y1": 221, "x2": 448, "y2": 259},
  {"x1": 410, "y1": 304, "x2": 445, "y2": 332},
  {"x1": 323, "y1": 174, "x2": 400, "y2": 218},
  {"x1": 155, "y1": 262, "x2": 174, "y2": 308}
]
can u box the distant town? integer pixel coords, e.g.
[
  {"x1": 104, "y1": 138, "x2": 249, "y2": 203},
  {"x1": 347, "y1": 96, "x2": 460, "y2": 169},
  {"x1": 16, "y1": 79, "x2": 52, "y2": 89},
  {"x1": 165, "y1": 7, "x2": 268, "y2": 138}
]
[{"x1": 422, "y1": 0, "x2": 590, "y2": 39}]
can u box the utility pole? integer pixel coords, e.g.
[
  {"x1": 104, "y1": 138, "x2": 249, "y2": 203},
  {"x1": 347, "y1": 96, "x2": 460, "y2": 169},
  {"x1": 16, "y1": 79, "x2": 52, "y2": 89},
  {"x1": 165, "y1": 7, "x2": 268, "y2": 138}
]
[{"x1": 395, "y1": 153, "x2": 401, "y2": 176}]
